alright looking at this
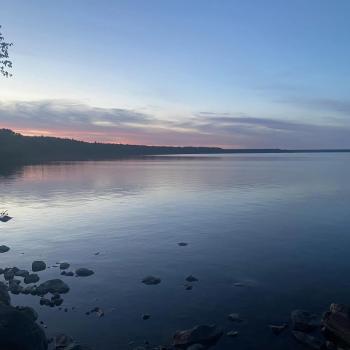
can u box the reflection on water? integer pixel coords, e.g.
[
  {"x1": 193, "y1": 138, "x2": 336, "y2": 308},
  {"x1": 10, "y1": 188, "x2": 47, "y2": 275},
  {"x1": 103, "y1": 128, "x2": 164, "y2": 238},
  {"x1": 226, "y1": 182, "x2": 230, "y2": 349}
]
[{"x1": 1, "y1": 154, "x2": 350, "y2": 349}]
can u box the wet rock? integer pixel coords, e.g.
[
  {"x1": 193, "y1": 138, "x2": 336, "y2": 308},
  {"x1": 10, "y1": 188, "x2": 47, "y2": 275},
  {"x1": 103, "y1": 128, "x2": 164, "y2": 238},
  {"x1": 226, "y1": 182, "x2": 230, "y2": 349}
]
[
  {"x1": 227, "y1": 330, "x2": 239, "y2": 337},
  {"x1": 292, "y1": 330, "x2": 323, "y2": 349},
  {"x1": 37, "y1": 279, "x2": 69, "y2": 295},
  {"x1": 0, "y1": 245, "x2": 10, "y2": 253},
  {"x1": 178, "y1": 242, "x2": 188, "y2": 247},
  {"x1": 228, "y1": 313, "x2": 242, "y2": 322},
  {"x1": 142, "y1": 276, "x2": 161, "y2": 285},
  {"x1": 9, "y1": 279, "x2": 23, "y2": 294},
  {"x1": 142, "y1": 314, "x2": 151, "y2": 320},
  {"x1": 59, "y1": 262, "x2": 70, "y2": 270},
  {"x1": 173, "y1": 324, "x2": 223, "y2": 348},
  {"x1": 24, "y1": 273, "x2": 40, "y2": 284},
  {"x1": 61, "y1": 270, "x2": 74, "y2": 277},
  {"x1": 4, "y1": 267, "x2": 18, "y2": 281},
  {"x1": 32, "y1": 261, "x2": 46, "y2": 272},
  {"x1": 16, "y1": 306, "x2": 38, "y2": 321},
  {"x1": 15, "y1": 269, "x2": 30, "y2": 278},
  {"x1": 185, "y1": 284, "x2": 193, "y2": 290},
  {"x1": 0, "y1": 303, "x2": 47, "y2": 350},
  {"x1": 185, "y1": 275, "x2": 198, "y2": 283},
  {"x1": 0, "y1": 282, "x2": 10, "y2": 305},
  {"x1": 323, "y1": 303, "x2": 350, "y2": 346},
  {"x1": 291, "y1": 310, "x2": 320, "y2": 332},
  {"x1": 75, "y1": 268, "x2": 94, "y2": 277},
  {"x1": 51, "y1": 294, "x2": 63, "y2": 306},
  {"x1": 54, "y1": 333, "x2": 74, "y2": 348},
  {"x1": 40, "y1": 298, "x2": 54, "y2": 307},
  {"x1": 269, "y1": 324, "x2": 288, "y2": 335}
]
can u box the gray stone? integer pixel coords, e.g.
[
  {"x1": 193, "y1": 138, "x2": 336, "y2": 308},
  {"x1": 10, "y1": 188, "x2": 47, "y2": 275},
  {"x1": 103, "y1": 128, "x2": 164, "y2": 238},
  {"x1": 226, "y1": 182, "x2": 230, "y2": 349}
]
[
  {"x1": 15, "y1": 269, "x2": 30, "y2": 278},
  {"x1": 0, "y1": 303, "x2": 47, "y2": 350},
  {"x1": 173, "y1": 324, "x2": 223, "y2": 348},
  {"x1": 142, "y1": 276, "x2": 161, "y2": 285},
  {"x1": 32, "y1": 261, "x2": 46, "y2": 272},
  {"x1": 75, "y1": 268, "x2": 94, "y2": 277},
  {"x1": 292, "y1": 330, "x2": 323, "y2": 349},
  {"x1": 60, "y1": 262, "x2": 70, "y2": 270},
  {"x1": 24, "y1": 273, "x2": 40, "y2": 284},
  {"x1": 0, "y1": 245, "x2": 10, "y2": 253},
  {"x1": 37, "y1": 279, "x2": 69, "y2": 295},
  {"x1": 186, "y1": 275, "x2": 199, "y2": 282},
  {"x1": 0, "y1": 282, "x2": 10, "y2": 305},
  {"x1": 291, "y1": 310, "x2": 320, "y2": 332},
  {"x1": 323, "y1": 303, "x2": 350, "y2": 346}
]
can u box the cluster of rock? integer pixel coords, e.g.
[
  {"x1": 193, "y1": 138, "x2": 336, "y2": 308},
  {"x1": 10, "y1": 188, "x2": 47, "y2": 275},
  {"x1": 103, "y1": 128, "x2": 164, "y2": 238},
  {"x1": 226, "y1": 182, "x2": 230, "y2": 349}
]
[{"x1": 287, "y1": 305, "x2": 350, "y2": 349}]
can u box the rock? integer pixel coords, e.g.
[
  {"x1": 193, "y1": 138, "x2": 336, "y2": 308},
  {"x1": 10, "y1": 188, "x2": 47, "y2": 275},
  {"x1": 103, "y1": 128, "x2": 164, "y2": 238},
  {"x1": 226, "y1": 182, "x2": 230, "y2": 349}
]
[
  {"x1": 178, "y1": 242, "x2": 188, "y2": 246},
  {"x1": 0, "y1": 282, "x2": 10, "y2": 305},
  {"x1": 24, "y1": 273, "x2": 40, "y2": 284},
  {"x1": 9, "y1": 279, "x2": 23, "y2": 294},
  {"x1": 142, "y1": 314, "x2": 151, "y2": 320},
  {"x1": 51, "y1": 294, "x2": 63, "y2": 306},
  {"x1": 142, "y1": 276, "x2": 161, "y2": 285},
  {"x1": 0, "y1": 303, "x2": 47, "y2": 350},
  {"x1": 32, "y1": 261, "x2": 46, "y2": 272},
  {"x1": 185, "y1": 275, "x2": 198, "y2": 282},
  {"x1": 292, "y1": 330, "x2": 323, "y2": 349},
  {"x1": 185, "y1": 284, "x2": 193, "y2": 290},
  {"x1": 269, "y1": 324, "x2": 288, "y2": 335},
  {"x1": 54, "y1": 333, "x2": 74, "y2": 348},
  {"x1": 228, "y1": 313, "x2": 242, "y2": 322},
  {"x1": 75, "y1": 268, "x2": 94, "y2": 277},
  {"x1": 291, "y1": 310, "x2": 320, "y2": 332},
  {"x1": 227, "y1": 330, "x2": 239, "y2": 337},
  {"x1": 37, "y1": 279, "x2": 69, "y2": 295},
  {"x1": 40, "y1": 298, "x2": 54, "y2": 307},
  {"x1": 15, "y1": 269, "x2": 30, "y2": 278},
  {"x1": 61, "y1": 270, "x2": 74, "y2": 276},
  {"x1": 4, "y1": 267, "x2": 18, "y2": 281},
  {"x1": 60, "y1": 262, "x2": 70, "y2": 270},
  {"x1": 22, "y1": 285, "x2": 38, "y2": 295},
  {"x1": 16, "y1": 306, "x2": 38, "y2": 321},
  {"x1": 323, "y1": 303, "x2": 350, "y2": 346},
  {"x1": 0, "y1": 245, "x2": 10, "y2": 253},
  {"x1": 173, "y1": 324, "x2": 223, "y2": 348}
]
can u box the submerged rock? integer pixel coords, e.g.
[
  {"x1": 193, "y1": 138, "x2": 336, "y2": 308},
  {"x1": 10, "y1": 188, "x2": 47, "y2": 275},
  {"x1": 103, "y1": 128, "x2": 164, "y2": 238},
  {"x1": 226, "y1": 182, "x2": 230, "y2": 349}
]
[
  {"x1": 323, "y1": 303, "x2": 350, "y2": 346},
  {"x1": 0, "y1": 303, "x2": 47, "y2": 350},
  {"x1": 60, "y1": 262, "x2": 70, "y2": 270},
  {"x1": 0, "y1": 245, "x2": 10, "y2": 253},
  {"x1": 228, "y1": 313, "x2": 242, "y2": 322},
  {"x1": 173, "y1": 324, "x2": 223, "y2": 348},
  {"x1": 142, "y1": 276, "x2": 161, "y2": 285},
  {"x1": 142, "y1": 314, "x2": 151, "y2": 320},
  {"x1": 0, "y1": 282, "x2": 10, "y2": 305},
  {"x1": 15, "y1": 269, "x2": 30, "y2": 278},
  {"x1": 61, "y1": 271, "x2": 74, "y2": 277},
  {"x1": 9, "y1": 279, "x2": 23, "y2": 294},
  {"x1": 269, "y1": 324, "x2": 288, "y2": 335},
  {"x1": 226, "y1": 330, "x2": 239, "y2": 337},
  {"x1": 75, "y1": 268, "x2": 94, "y2": 277},
  {"x1": 292, "y1": 330, "x2": 323, "y2": 349},
  {"x1": 291, "y1": 310, "x2": 320, "y2": 332},
  {"x1": 178, "y1": 242, "x2": 188, "y2": 247},
  {"x1": 185, "y1": 275, "x2": 198, "y2": 283},
  {"x1": 32, "y1": 261, "x2": 46, "y2": 272},
  {"x1": 37, "y1": 279, "x2": 69, "y2": 295},
  {"x1": 24, "y1": 273, "x2": 40, "y2": 284}
]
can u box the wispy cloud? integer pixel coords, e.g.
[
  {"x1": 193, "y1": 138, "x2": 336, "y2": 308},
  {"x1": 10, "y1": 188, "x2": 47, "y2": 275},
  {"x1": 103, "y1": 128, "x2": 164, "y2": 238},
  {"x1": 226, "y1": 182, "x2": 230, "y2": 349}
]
[{"x1": 1, "y1": 99, "x2": 350, "y2": 148}]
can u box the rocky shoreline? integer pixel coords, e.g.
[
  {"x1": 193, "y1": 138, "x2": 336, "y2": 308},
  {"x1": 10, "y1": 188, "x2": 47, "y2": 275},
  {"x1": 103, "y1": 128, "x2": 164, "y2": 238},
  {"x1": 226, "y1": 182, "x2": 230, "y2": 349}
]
[{"x1": 1, "y1": 244, "x2": 350, "y2": 349}]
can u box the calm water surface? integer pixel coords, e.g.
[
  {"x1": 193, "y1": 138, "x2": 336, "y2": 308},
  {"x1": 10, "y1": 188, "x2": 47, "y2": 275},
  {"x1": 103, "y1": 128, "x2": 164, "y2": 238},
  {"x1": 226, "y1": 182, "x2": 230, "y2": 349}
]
[{"x1": 1, "y1": 154, "x2": 350, "y2": 349}]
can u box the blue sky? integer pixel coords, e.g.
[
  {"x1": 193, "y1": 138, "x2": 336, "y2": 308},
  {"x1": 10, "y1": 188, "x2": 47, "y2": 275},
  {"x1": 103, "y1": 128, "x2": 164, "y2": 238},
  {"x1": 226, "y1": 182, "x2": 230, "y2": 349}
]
[{"x1": 0, "y1": 0, "x2": 349, "y2": 148}]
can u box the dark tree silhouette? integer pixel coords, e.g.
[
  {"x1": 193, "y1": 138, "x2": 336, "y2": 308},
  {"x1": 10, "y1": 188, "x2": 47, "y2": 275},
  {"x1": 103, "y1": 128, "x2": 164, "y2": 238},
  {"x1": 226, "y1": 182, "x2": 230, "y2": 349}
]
[{"x1": 0, "y1": 25, "x2": 13, "y2": 77}]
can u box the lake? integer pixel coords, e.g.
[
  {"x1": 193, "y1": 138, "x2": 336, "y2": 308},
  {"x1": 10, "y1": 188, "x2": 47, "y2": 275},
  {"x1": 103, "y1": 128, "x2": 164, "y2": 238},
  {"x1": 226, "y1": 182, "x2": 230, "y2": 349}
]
[{"x1": 1, "y1": 153, "x2": 350, "y2": 349}]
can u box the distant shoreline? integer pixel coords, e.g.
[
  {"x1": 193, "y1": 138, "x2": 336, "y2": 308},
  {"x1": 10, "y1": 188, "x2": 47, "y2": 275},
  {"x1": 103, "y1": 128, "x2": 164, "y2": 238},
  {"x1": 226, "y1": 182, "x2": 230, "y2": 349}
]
[{"x1": 1, "y1": 128, "x2": 350, "y2": 165}]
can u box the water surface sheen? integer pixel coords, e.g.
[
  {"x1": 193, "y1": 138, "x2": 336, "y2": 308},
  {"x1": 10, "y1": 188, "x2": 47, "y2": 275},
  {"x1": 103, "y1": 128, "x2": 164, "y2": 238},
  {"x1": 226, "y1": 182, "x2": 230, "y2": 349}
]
[{"x1": 1, "y1": 153, "x2": 350, "y2": 349}]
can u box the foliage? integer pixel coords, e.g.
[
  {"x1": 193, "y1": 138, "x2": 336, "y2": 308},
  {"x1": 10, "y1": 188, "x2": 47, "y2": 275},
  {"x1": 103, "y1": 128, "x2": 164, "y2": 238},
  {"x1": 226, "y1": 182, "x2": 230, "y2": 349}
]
[{"x1": 0, "y1": 25, "x2": 13, "y2": 78}]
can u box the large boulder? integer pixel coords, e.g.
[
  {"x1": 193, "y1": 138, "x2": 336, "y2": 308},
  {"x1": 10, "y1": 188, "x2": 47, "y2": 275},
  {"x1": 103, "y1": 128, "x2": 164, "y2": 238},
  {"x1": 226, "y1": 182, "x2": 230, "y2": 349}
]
[
  {"x1": 323, "y1": 303, "x2": 350, "y2": 346},
  {"x1": 0, "y1": 282, "x2": 10, "y2": 305},
  {"x1": 291, "y1": 310, "x2": 320, "y2": 332},
  {"x1": 0, "y1": 303, "x2": 47, "y2": 350},
  {"x1": 173, "y1": 325, "x2": 223, "y2": 348},
  {"x1": 32, "y1": 261, "x2": 46, "y2": 272},
  {"x1": 37, "y1": 279, "x2": 69, "y2": 295}
]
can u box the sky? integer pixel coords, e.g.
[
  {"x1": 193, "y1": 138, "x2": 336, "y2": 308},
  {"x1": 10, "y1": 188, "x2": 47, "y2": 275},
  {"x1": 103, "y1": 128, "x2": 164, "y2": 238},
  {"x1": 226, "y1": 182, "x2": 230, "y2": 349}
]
[{"x1": 0, "y1": 0, "x2": 349, "y2": 148}]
